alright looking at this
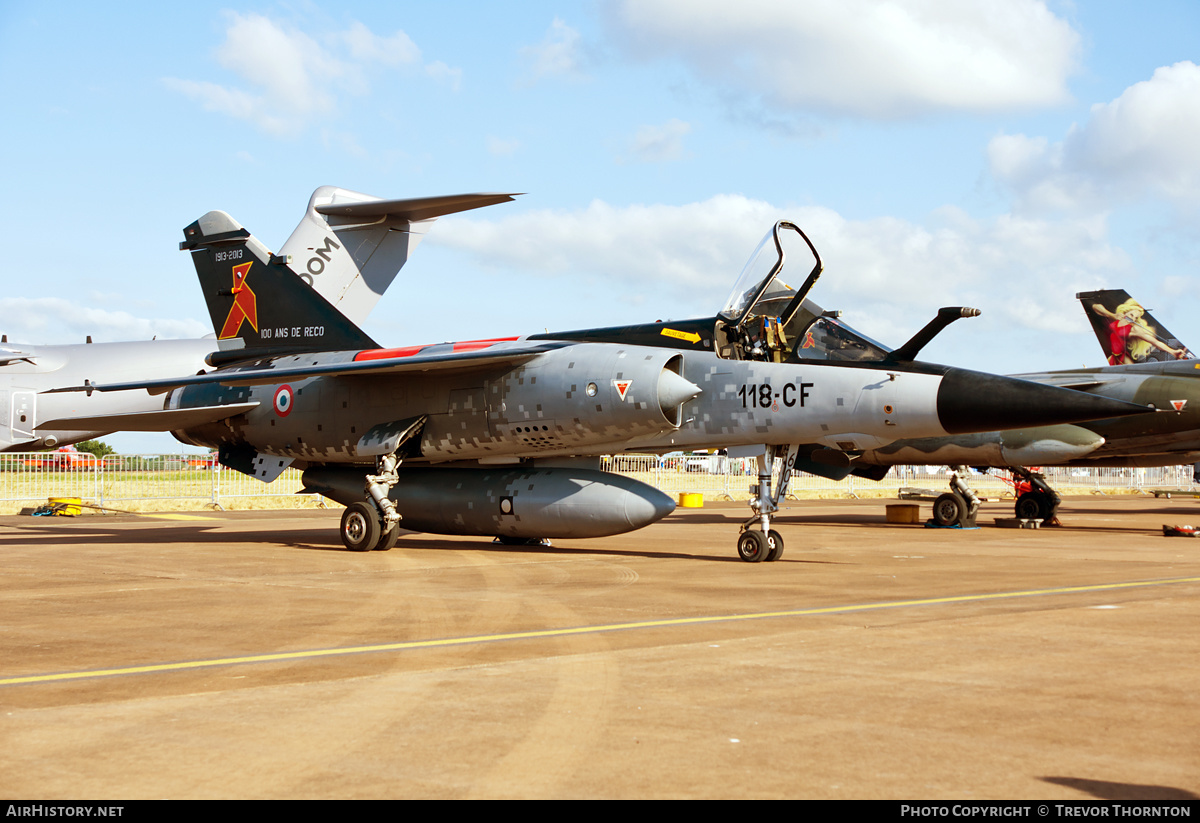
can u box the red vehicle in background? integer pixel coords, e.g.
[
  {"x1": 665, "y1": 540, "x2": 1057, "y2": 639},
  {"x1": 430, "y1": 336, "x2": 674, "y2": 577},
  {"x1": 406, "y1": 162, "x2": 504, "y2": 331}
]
[
  {"x1": 185, "y1": 453, "x2": 220, "y2": 470},
  {"x1": 21, "y1": 446, "x2": 98, "y2": 471}
]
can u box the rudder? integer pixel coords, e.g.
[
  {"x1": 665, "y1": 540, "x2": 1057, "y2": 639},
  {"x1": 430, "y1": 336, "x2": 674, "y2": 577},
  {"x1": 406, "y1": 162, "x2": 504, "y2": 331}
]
[{"x1": 1076, "y1": 289, "x2": 1193, "y2": 365}]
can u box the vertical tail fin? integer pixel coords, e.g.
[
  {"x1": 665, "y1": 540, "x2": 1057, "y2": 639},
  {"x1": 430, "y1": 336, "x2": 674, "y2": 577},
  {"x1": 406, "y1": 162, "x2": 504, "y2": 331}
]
[
  {"x1": 180, "y1": 210, "x2": 379, "y2": 356},
  {"x1": 278, "y1": 186, "x2": 520, "y2": 324},
  {"x1": 1076, "y1": 289, "x2": 1193, "y2": 365}
]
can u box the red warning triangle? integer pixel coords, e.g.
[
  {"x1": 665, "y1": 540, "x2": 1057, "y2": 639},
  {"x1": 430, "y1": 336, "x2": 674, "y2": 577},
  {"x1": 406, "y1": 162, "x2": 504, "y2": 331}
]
[
  {"x1": 614, "y1": 379, "x2": 632, "y2": 401},
  {"x1": 1171, "y1": 399, "x2": 1188, "y2": 411}
]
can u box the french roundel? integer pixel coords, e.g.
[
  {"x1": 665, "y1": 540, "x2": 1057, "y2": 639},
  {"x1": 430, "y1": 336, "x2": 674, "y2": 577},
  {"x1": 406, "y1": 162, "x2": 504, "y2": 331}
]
[{"x1": 273, "y1": 384, "x2": 294, "y2": 417}]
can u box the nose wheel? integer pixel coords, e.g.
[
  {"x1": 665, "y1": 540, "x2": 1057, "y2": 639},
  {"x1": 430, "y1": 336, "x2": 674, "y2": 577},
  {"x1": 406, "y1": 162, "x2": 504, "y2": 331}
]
[
  {"x1": 932, "y1": 491, "x2": 972, "y2": 527},
  {"x1": 1010, "y1": 467, "x2": 1061, "y2": 524},
  {"x1": 736, "y1": 445, "x2": 796, "y2": 562},
  {"x1": 929, "y1": 466, "x2": 980, "y2": 527},
  {"x1": 1015, "y1": 490, "x2": 1057, "y2": 521},
  {"x1": 738, "y1": 528, "x2": 785, "y2": 562}
]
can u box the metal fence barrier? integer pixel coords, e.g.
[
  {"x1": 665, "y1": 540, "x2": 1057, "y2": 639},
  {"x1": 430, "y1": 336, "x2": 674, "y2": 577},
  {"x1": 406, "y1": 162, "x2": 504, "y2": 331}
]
[
  {"x1": 0, "y1": 452, "x2": 1194, "y2": 513},
  {"x1": 606, "y1": 454, "x2": 1197, "y2": 501},
  {"x1": 0, "y1": 453, "x2": 316, "y2": 512}
]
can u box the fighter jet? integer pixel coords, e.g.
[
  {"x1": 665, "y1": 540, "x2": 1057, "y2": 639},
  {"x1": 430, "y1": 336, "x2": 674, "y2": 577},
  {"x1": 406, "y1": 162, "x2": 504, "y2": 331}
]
[
  {"x1": 842, "y1": 290, "x2": 1200, "y2": 525},
  {"x1": 49, "y1": 217, "x2": 1151, "y2": 560},
  {"x1": 525, "y1": 224, "x2": 1200, "y2": 528},
  {"x1": 6, "y1": 186, "x2": 515, "y2": 452}
]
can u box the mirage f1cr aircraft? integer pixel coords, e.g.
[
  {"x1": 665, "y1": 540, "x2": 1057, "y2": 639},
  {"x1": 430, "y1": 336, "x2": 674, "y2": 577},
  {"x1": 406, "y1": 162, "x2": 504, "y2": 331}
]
[
  {"x1": 520, "y1": 223, "x2": 1200, "y2": 530},
  {"x1": 5, "y1": 186, "x2": 515, "y2": 452},
  {"x1": 589, "y1": 246, "x2": 1200, "y2": 528},
  {"x1": 50, "y1": 216, "x2": 1151, "y2": 560}
]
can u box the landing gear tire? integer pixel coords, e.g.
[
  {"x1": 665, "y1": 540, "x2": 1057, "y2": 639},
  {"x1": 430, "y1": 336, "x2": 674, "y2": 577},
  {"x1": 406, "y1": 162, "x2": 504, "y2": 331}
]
[
  {"x1": 375, "y1": 523, "x2": 400, "y2": 552},
  {"x1": 1015, "y1": 491, "x2": 1054, "y2": 521},
  {"x1": 933, "y1": 492, "x2": 968, "y2": 527},
  {"x1": 341, "y1": 502, "x2": 380, "y2": 552},
  {"x1": 766, "y1": 529, "x2": 785, "y2": 562},
  {"x1": 737, "y1": 530, "x2": 771, "y2": 563}
]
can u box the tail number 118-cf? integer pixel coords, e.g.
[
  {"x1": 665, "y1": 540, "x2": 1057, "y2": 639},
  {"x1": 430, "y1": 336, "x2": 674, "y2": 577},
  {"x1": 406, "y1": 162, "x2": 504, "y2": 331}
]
[{"x1": 739, "y1": 382, "x2": 813, "y2": 409}]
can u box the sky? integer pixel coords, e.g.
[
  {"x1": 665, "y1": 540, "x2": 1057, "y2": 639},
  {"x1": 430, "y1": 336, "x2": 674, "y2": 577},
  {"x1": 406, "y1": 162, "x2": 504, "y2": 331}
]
[{"x1": 1, "y1": 1, "x2": 1198, "y2": 452}]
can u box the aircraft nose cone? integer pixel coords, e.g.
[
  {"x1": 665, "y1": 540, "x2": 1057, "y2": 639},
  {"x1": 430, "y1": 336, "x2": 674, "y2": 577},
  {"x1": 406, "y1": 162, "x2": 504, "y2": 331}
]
[{"x1": 936, "y1": 369, "x2": 1152, "y2": 435}]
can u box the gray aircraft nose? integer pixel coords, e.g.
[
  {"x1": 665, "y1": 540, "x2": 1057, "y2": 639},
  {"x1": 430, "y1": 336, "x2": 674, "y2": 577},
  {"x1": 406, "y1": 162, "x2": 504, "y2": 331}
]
[{"x1": 936, "y1": 368, "x2": 1152, "y2": 435}]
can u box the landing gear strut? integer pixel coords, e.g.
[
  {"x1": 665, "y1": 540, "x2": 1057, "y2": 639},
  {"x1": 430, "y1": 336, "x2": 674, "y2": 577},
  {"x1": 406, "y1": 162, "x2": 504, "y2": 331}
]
[
  {"x1": 737, "y1": 445, "x2": 798, "y2": 562},
  {"x1": 931, "y1": 465, "x2": 980, "y2": 527},
  {"x1": 1011, "y1": 467, "x2": 1061, "y2": 524},
  {"x1": 343, "y1": 453, "x2": 402, "y2": 551},
  {"x1": 339, "y1": 418, "x2": 427, "y2": 552}
]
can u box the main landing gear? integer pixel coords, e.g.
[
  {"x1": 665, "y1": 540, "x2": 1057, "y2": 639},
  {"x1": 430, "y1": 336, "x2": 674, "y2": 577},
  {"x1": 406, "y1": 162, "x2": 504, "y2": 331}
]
[
  {"x1": 340, "y1": 453, "x2": 403, "y2": 552},
  {"x1": 931, "y1": 465, "x2": 981, "y2": 528},
  {"x1": 737, "y1": 445, "x2": 798, "y2": 562},
  {"x1": 926, "y1": 465, "x2": 1062, "y2": 527},
  {"x1": 338, "y1": 418, "x2": 427, "y2": 552},
  {"x1": 1010, "y1": 467, "x2": 1061, "y2": 524}
]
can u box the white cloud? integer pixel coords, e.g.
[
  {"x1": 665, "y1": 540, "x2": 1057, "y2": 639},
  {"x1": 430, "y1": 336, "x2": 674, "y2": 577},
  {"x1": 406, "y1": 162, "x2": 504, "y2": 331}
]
[
  {"x1": 0, "y1": 298, "x2": 209, "y2": 345},
  {"x1": 436, "y1": 196, "x2": 777, "y2": 295},
  {"x1": 339, "y1": 21, "x2": 421, "y2": 67},
  {"x1": 164, "y1": 13, "x2": 459, "y2": 135},
  {"x1": 424, "y1": 60, "x2": 463, "y2": 91},
  {"x1": 606, "y1": 0, "x2": 1079, "y2": 119},
  {"x1": 160, "y1": 78, "x2": 291, "y2": 136},
  {"x1": 521, "y1": 18, "x2": 587, "y2": 80},
  {"x1": 432, "y1": 195, "x2": 1133, "y2": 348},
  {"x1": 626, "y1": 119, "x2": 692, "y2": 163},
  {"x1": 215, "y1": 13, "x2": 345, "y2": 113},
  {"x1": 487, "y1": 136, "x2": 521, "y2": 156},
  {"x1": 990, "y1": 61, "x2": 1200, "y2": 212}
]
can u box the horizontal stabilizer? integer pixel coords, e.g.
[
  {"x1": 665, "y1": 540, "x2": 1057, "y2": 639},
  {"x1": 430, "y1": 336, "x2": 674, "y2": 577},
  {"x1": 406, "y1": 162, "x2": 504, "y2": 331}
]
[
  {"x1": 0, "y1": 347, "x2": 36, "y2": 366},
  {"x1": 35, "y1": 403, "x2": 259, "y2": 432},
  {"x1": 44, "y1": 342, "x2": 572, "y2": 396},
  {"x1": 315, "y1": 192, "x2": 520, "y2": 222},
  {"x1": 278, "y1": 188, "x2": 521, "y2": 325}
]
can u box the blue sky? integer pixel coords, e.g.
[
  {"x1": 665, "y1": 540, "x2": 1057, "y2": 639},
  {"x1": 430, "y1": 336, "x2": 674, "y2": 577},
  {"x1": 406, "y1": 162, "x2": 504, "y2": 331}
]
[{"x1": 1, "y1": 1, "x2": 1198, "y2": 452}]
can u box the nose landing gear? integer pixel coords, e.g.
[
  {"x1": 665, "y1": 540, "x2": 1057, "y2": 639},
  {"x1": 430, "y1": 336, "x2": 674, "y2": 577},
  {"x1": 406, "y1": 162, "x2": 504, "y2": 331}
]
[
  {"x1": 930, "y1": 466, "x2": 981, "y2": 527},
  {"x1": 1011, "y1": 467, "x2": 1061, "y2": 524},
  {"x1": 736, "y1": 445, "x2": 798, "y2": 562}
]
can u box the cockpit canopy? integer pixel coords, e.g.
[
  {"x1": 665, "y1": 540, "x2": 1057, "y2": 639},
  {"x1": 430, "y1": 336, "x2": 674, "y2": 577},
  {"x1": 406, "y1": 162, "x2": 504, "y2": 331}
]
[{"x1": 715, "y1": 221, "x2": 891, "y2": 363}]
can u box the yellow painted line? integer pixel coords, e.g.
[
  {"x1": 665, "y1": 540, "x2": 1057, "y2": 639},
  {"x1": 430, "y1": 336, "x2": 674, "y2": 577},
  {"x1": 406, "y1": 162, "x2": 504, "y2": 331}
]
[{"x1": 4, "y1": 576, "x2": 1199, "y2": 687}]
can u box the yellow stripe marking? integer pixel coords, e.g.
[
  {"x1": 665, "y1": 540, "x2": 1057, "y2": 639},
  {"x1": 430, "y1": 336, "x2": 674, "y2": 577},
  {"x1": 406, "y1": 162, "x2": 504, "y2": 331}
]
[{"x1": 4, "y1": 576, "x2": 1198, "y2": 687}]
